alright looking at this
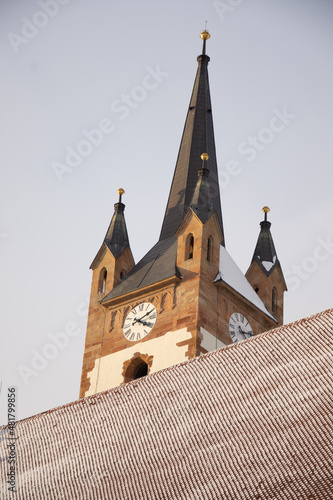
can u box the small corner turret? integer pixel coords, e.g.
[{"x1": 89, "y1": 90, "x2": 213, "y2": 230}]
[
  {"x1": 80, "y1": 189, "x2": 135, "y2": 398},
  {"x1": 246, "y1": 207, "x2": 287, "y2": 326}
]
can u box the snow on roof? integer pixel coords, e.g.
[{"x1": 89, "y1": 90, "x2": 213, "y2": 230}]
[
  {"x1": 261, "y1": 258, "x2": 276, "y2": 272},
  {"x1": 215, "y1": 245, "x2": 276, "y2": 320}
]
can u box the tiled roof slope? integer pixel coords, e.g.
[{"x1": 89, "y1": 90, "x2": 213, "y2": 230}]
[{"x1": 1, "y1": 309, "x2": 333, "y2": 499}]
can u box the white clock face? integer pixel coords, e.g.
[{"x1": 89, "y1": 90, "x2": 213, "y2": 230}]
[
  {"x1": 123, "y1": 302, "x2": 157, "y2": 342},
  {"x1": 229, "y1": 313, "x2": 253, "y2": 343}
]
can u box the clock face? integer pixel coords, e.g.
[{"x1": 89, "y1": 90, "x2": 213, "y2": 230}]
[
  {"x1": 229, "y1": 313, "x2": 253, "y2": 343},
  {"x1": 123, "y1": 302, "x2": 157, "y2": 342}
]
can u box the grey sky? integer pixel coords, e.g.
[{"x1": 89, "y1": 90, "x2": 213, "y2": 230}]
[{"x1": 1, "y1": 0, "x2": 333, "y2": 424}]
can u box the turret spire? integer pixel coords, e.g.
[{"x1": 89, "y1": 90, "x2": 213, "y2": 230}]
[
  {"x1": 251, "y1": 207, "x2": 279, "y2": 276},
  {"x1": 159, "y1": 31, "x2": 224, "y2": 244},
  {"x1": 103, "y1": 188, "x2": 130, "y2": 259}
]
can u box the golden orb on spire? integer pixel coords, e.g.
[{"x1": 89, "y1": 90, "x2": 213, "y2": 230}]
[
  {"x1": 262, "y1": 206, "x2": 270, "y2": 213},
  {"x1": 200, "y1": 30, "x2": 210, "y2": 41},
  {"x1": 117, "y1": 188, "x2": 125, "y2": 196},
  {"x1": 201, "y1": 153, "x2": 209, "y2": 161}
]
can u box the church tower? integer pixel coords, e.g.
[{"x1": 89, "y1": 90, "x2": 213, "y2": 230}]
[{"x1": 80, "y1": 31, "x2": 285, "y2": 398}]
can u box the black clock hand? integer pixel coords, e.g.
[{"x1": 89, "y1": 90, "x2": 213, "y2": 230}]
[
  {"x1": 239, "y1": 327, "x2": 251, "y2": 337},
  {"x1": 137, "y1": 310, "x2": 154, "y2": 322},
  {"x1": 132, "y1": 317, "x2": 145, "y2": 325}
]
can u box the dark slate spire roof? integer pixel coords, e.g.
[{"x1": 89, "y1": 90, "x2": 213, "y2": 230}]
[
  {"x1": 159, "y1": 32, "x2": 224, "y2": 243},
  {"x1": 190, "y1": 153, "x2": 214, "y2": 223},
  {"x1": 251, "y1": 208, "x2": 279, "y2": 276},
  {"x1": 103, "y1": 189, "x2": 130, "y2": 260}
]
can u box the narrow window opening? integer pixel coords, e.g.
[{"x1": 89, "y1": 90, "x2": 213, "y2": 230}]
[
  {"x1": 102, "y1": 270, "x2": 107, "y2": 293},
  {"x1": 186, "y1": 234, "x2": 194, "y2": 260},
  {"x1": 207, "y1": 236, "x2": 213, "y2": 262},
  {"x1": 254, "y1": 286, "x2": 259, "y2": 294},
  {"x1": 272, "y1": 287, "x2": 277, "y2": 313},
  {"x1": 98, "y1": 268, "x2": 107, "y2": 294},
  {"x1": 120, "y1": 270, "x2": 125, "y2": 280}
]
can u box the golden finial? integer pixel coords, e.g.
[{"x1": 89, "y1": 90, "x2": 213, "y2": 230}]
[
  {"x1": 200, "y1": 30, "x2": 210, "y2": 41},
  {"x1": 201, "y1": 153, "x2": 209, "y2": 161},
  {"x1": 262, "y1": 206, "x2": 270, "y2": 222},
  {"x1": 117, "y1": 188, "x2": 125, "y2": 203}
]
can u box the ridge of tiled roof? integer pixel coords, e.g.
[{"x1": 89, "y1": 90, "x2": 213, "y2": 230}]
[
  {"x1": 1, "y1": 307, "x2": 332, "y2": 499},
  {"x1": 4, "y1": 307, "x2": 332, "y2": 425}
]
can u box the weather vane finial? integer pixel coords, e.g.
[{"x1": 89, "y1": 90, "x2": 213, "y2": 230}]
[
  {"x1": 200, "y1": 24, "x2": 210, "y2": 56},
  {"x1": 117, "y1": 188, "x2": 125, "y2": 204},
  {"x1": 262, "y1": 206, "x2": 270, "y2": 222}
]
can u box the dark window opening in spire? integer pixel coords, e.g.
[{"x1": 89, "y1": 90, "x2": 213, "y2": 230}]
[
  {"x1": 254, "y1": 286, "x2": 259, "y2": 294},
  {"x1": 185, "y1": 234, "x2": 194, "y2": 260},
  {"x1": 120, "y1": 270, "x2": 125, "y2": 281},
  {"x1": 98, "y1": 268, "x2": 107, "y2": 294},
  {"x1": 207, "y1": 236, "x2": 213, "y2": 262},
  {"x1": 272, "y1": 288, "x2": 277, "y2": 313}
]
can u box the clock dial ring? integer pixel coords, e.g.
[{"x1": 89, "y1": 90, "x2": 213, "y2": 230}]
[
  {"x1": 229, "y1": 312, "x2": 253, "y2": 343},
  {"x1": 123, "y1": 302, "x2": 157, "y2": 342}
]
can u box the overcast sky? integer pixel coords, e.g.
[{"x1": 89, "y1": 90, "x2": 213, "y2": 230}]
[{"x1": 1, "y1": 0, "x2": 333, "y2": 424}]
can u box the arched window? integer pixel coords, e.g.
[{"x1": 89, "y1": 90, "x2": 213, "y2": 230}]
[
  {"x1": 120, "y1": 270, "x2": 125, "y2": 280},
  {"x1": 254, "y1": 286, "x2": 259, "y2": 294},
  {"x1": 98, "y1": 268, "x2": 107, "y2": 294},
  {"x1": 207, "y1": 236, "x2": 213, "y2": 262},
  {"x1": 133, "y1": 361, "x2": 148, "y2": 380},
  {"x1": 124, "y1": 358, "x2": 149, "y2": 383},
  {"x1": 185, "y1": 233, "x2": 194, "y2": 260},
  {"x1": 272, "y1": 287, "x2": 277, "y2": 313}
]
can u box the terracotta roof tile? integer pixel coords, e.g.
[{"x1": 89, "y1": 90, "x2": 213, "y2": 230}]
[{"x1": 1, "y1": 308, "x2": 333, "y2": 499}]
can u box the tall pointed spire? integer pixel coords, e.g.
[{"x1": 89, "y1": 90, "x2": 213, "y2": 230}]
[
  {"x1": 103, "y1": 188, "x2": 130, "y2": 259},
  {"x1": 159, "y1": 31, "x2": 224, "y2": 244},
  {"x1": 251, "y1": 207, "x2": 279, "y2": 276}
]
